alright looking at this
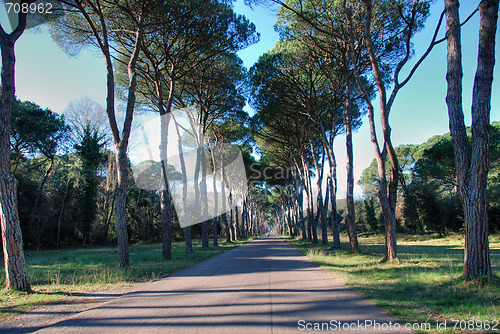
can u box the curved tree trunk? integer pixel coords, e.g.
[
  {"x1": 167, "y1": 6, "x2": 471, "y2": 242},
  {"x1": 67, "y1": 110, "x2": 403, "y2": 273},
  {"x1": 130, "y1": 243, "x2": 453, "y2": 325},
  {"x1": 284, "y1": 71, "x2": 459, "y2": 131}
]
[{"x1": 352, "y1": 1, "x2": 398, "y2": 261}]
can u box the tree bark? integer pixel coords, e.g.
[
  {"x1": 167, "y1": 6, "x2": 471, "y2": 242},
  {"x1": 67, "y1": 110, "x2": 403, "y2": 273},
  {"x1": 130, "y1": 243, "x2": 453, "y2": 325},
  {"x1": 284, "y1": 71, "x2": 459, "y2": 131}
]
[
  {"x1": 301, "y1": 153, "x2": 314, "y2": 242},
  {"x1": 306, "y1": 124, "x2": 327, "y2": 245},
  {"x1": 201, "y1": 147, "x2": 209, "y2": 248},
  {"x1": 444, "y1": 0, "x2": 497, "y2": 280},
  {"x1": 159, "y1": 78, "x2": 175, "y2": 259},
  {"x1": 100, "y1": 152, "x2": 115, "y2": 245},
  {"x1": 210, "y1": 143, "x2": 219, "y2": 246},
  {"x1": 294, "y1": 171, "x2": 307, "y2": 240},
  {"x1": 228, "y1": 192, "x2": 235, "y2": 242},
  {"x1": 353, "y1": 0, "x2": 398, "y2": 261},
  {"x1": 464, "y1": 0, "x2": 498, "y2": 280},
  {"x1": 78, "y1": 1, "x2": 145, "y2": 267},
  {"x1": 235, "y1": 203, "x2": 240, "y2": 240},
  {"x1": 184, "y1": 227, "x2": 192, "y2": 253},
  {"x1": 114, "y1": 148, "x2": 129, "y2": 266},
  {"x1": 220, "y1": 157, "x2": 230, "y2": 242},
  {"x1": 160, "y1": 186, "x2": 172, "y2": 259},
  {"x1": 317, "y1": 118, "x2": 340, "y2": 248},
  {"x1": 0, "y1": 19, "x2": 31, "y2": 291},
  {"x1": 343, "y1": 60, "x2": 358, "y2": 251},
  {"x1": 241, "y1": 199, "x2": 246, "y2": 239},
  {"x1": 173, "y1": 114, "x2": 193, "y2": 253}
]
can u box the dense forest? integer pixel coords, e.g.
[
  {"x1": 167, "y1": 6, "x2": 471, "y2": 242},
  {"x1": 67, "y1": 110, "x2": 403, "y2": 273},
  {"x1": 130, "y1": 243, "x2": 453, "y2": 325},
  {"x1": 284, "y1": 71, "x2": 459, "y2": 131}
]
[
  {"x1": 11, "y1": 98, "x2": 500, "y2": 246},
  {"x1": 0, "y1": 0, "x2": 498, "y2": 291},
  {"x1": 10, "y1": 97, "x2": 270, "y2": 249}
]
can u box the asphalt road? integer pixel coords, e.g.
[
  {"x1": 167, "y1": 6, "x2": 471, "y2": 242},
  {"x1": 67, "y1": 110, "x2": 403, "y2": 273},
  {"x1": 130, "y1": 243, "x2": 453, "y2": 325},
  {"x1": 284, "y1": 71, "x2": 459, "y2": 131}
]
[{"x1": 30, "y1": 235, "x2": 410, "y2": 334}]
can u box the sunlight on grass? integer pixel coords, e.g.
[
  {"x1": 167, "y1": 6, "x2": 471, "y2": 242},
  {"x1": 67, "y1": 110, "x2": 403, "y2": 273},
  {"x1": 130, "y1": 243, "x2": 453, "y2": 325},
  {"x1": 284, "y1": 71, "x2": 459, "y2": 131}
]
[{"x1": 284, "y1": 233, "x2": 500, "y2": 334}]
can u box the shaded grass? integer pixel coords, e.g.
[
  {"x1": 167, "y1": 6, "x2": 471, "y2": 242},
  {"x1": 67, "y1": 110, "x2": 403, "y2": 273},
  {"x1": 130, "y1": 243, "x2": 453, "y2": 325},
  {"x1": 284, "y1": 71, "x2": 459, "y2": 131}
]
[
  {"x1": 0, "y1": 238, "x2": 253, "y2": 321},
  {"x1": 283, "y1": 233, "x2": 500, "y2": 334}
]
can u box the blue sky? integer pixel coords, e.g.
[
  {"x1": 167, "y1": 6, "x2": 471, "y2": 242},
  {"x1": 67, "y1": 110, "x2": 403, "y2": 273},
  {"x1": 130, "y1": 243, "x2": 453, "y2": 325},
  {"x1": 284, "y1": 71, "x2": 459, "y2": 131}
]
[{"x1": 2, "y1": 0, "x2": 499, "y2": 197}]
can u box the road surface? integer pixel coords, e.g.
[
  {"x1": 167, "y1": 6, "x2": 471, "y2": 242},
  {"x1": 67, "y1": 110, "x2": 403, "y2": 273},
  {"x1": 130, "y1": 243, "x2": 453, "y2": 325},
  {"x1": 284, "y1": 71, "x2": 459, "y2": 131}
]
[{"x1": 27, "y1": 236, "x2": 410, "y2": 333}]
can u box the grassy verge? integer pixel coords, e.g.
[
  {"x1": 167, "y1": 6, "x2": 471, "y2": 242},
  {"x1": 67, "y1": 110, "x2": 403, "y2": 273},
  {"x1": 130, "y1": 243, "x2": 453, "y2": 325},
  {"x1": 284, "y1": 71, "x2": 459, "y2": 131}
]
[
  {"x1": 282, "y1": 233, "x2": 500, "y2": 334},
  {"x1": 0, "y1": 237, "x2": 254, "y2": 321}
]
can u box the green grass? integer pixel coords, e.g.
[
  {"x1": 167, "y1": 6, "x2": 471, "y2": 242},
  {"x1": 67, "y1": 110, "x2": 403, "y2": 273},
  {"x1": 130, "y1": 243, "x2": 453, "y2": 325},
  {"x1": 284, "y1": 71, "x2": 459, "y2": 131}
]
[
  {"x1": 0, "y1": 238, "x2": 253, "y2": 321},
  {"x1": 283, "y1": 233, "x2": 500, "y2": 334}
]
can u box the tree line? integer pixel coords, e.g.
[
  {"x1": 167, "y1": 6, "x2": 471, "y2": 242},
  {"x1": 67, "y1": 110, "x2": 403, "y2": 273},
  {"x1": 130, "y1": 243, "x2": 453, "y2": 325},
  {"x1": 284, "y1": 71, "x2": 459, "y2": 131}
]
[
  {"x1": 0, "y1": 0, "x2": 270, "y2": 291},
  {"x1": 247, "y1": 0, "x2": 498, "y2": 282},
  {"x1": 358, "y1": 122, "x2": 500, "y2": 236},
  {"x1": 0, "y1": 0, "x2": 497, "y2": 292},
  {"x1": 9, "y1": 96, "x2": 270, "y2": 249}
]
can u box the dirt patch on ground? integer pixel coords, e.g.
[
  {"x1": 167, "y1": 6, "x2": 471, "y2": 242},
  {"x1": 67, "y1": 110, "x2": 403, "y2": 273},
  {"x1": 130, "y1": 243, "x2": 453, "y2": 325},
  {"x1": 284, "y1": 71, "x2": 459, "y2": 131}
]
[{"x1": 0, "y1": 283, "x2": 143, "y2": 334}]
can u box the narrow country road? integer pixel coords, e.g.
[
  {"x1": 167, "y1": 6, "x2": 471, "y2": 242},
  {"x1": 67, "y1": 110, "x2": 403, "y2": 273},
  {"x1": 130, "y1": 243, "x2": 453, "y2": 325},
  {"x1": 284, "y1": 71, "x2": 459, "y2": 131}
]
[{"x1": 28, "y1": 236, "x2": 409, "y2": 333}]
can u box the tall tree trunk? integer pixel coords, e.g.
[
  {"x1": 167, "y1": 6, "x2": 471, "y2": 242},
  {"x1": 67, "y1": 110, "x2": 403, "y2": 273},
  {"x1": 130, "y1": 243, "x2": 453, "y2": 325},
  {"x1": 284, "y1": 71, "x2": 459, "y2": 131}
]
[
  {"x1": 323, "y1": 176, "x2": 330, "y2": 237},
  {"x1": 328, "y1": 173, "x2": 341, "y2": 248},
  {"x1": 328, "y1": 129, "x2": 341, "y2": 248},
  {"x1": 343, "y1": 64, "x2": 359, "y2": 251},
  {"x1": 184, "y1": 227, "x2": 192, "y2": 253},
  {"x1": 306, "y1": 125, "x2": 328, "y2": 245},
  {"x1": 100, "y1": 5, "x2": 144, "y2": 267},
  {"x1": 220, "y1": 158, "x2": 230, "y2": 242},
  {"x1": 0, "y1": 174, "x2": 30, "y2": 291},
  {"x1": 173, "y1": 114, "x2": 193, "y2": 253},
  {"x1": 235, "y1": 203, "x2": 240, "y2": 239},
  {"x1": 228, "y1": 192, "x2": 235, "y2": 242},
  {"x1": 320, "y1": 64, "x2": 344, "y2": 249},
  {"x1": 301, "y1": 154, "x2": 313, "y2": 241},
  {"x1": 115, "y1": 20, "x2": 144, "y2": 267},
  {"x1": 191, "y1": 109, "x2": 209, "y2": 249},
  {"x1": 114, "y1": 148, "x2": 129, "y2": 267},
  {"x1": 212, "y1": 216, "x2": 219, "y2": 247},
  {"x1": 160, "y1": 186, "x2": 172, "y2": 258},
  {"x1": 307, "y1": 165, "x2": 318, "y2": 244},
  {"x1": 241, "y1": 199, "x2": 247, "y2": 239},
  {"x1": 98, "y1": 5, "x2": 126, "y2": 267},
  {"x1": 159, "y1": 78, "x2": 175, "y2": 259},
  {"x1": 292, "y1": 165, "x2": 306, "y2": 240},
  {"x1": 284, "y1": 203, "x2": 291, "y2": 235},
  {"x1": 444, "y1": 0, "x2": 497, "y2": 280},
  {"x1": 101, "y1": 152, "x2": 115, "y2": 245},
  {"x1": 353, "y1": 1, "x2": 398, "y2": 261},
  {"x1": 201, "y1": 146, "x2": 209, "y2": 248},
  {"x1": 210, "y1": 143, "x2": 219, "y2": 246},
  {"x1": 0, "y1": 24, "x2": 30, "y2": 291}
]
